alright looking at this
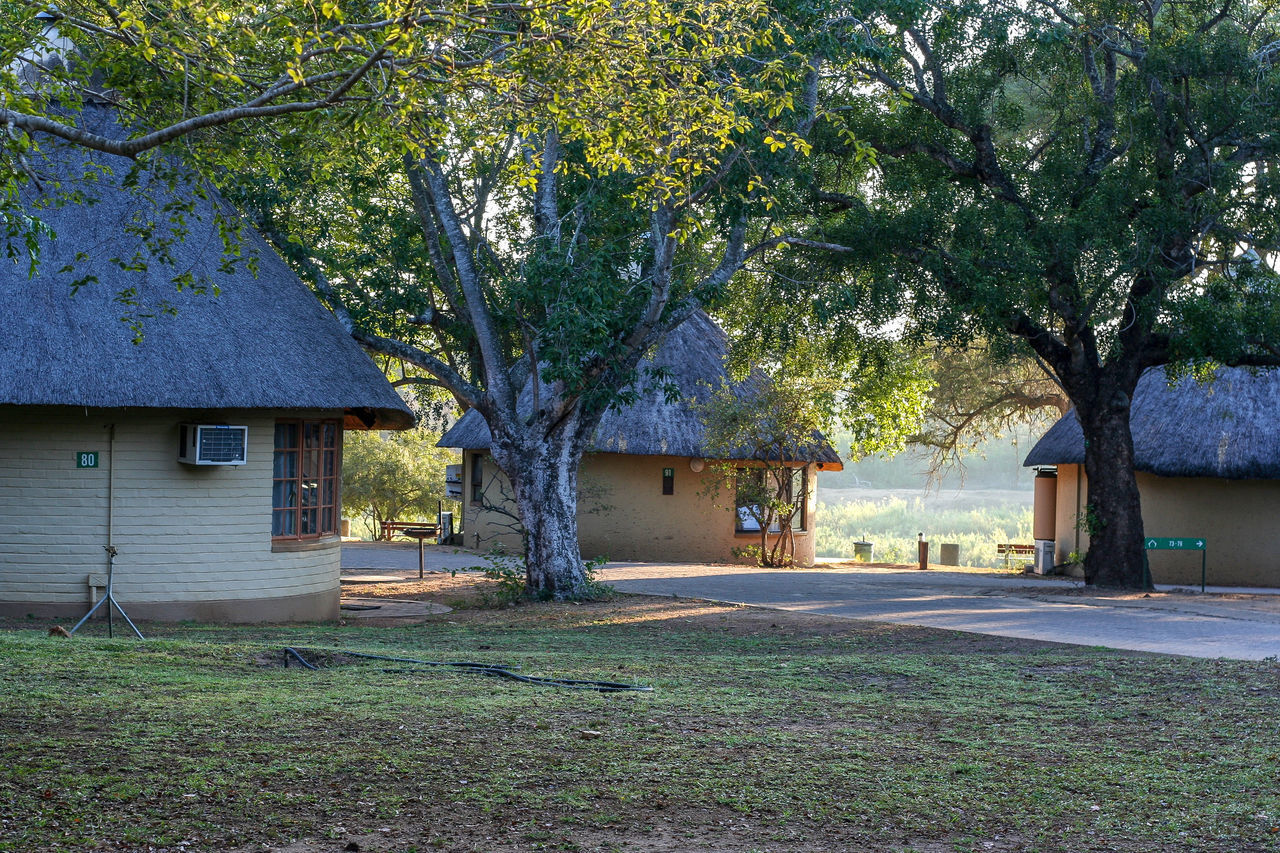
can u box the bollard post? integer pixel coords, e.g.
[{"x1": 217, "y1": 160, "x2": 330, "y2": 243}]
[{"x1": 917, "y1": 532, "x2": 928, "y2": 571}]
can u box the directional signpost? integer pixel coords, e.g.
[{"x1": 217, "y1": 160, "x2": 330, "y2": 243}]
[{"x1": 1144, "y1": 537, "x2": 1207, "y2": 591}]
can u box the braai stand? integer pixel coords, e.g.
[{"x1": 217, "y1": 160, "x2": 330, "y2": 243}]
[{"x1": 69, "y1": 545, "x2": 145, "y2": 640}]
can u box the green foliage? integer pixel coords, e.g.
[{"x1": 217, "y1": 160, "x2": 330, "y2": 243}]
[
  {"x1": 469, "y1": 548, "x2": 611, "y2": 604},
  {"x1": 698, "y1": 370, "x2": 836, "y2": 567},
  {"x1": 780, "y1": 0, "x2": 1280, "y2": 586},
  {"x1": 340, "y1": 429, "x2": 458, "y2": 533},
  {"x1": 470, "y1": 547, "x2": 529, "y2": 607},
  {"x1": 816, "y1": 493, "x2": 1033, "y2": 567},
  {"x1": 1, "y1": 0, "x2": 826, "y2": 597}
]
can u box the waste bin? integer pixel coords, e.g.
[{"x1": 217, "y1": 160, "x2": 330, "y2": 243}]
[
  {"x1": 939, "y1": 543, "x2": 960, "y2": 566},
  {"x1": 853, "y1": 541, "x2": 873, "y2": 563},
  {"x1": 438, "y1": 511, "x2": 454, "y2": 545}
]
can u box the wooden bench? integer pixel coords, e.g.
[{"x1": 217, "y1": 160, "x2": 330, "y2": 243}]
[
  {"x1": 379, "y1": 520, "x2": 438, "y2": 541},
  {"x1": 997, "y1": 543, "x2": 1036, "y2": 570}
]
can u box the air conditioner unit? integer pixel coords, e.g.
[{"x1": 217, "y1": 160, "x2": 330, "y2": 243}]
[
  {"x1": 179, "y1": 424, "x2": 248, "y2": 466},
  {"x1": 444, "y1": 464, "x2": 463, "y2": 500}
]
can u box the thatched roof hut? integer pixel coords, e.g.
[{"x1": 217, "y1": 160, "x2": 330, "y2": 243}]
[
  {"x1": 1023, "y1": 366, "x2": 1280, "y2": 479},
  {"x1": 0, "y1": 102, "x2": 412, "y2": 430},
  {"x1": 438, "y1": 311, "x2": 842, "y2": 467},
  {"x1": 0, "y1": 102, "x2": 412, "y2": 623}
]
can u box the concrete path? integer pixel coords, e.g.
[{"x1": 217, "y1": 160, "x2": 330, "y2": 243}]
[
  {"x1": 341, "y1": 541, "x2": 487, "y2": 573},
  {"x1": 597, "y1": 563, "x2": 1280, "y2": 660},
  {"x1": 339, "y1": 544, "x2": 1280, "y2": 660}
]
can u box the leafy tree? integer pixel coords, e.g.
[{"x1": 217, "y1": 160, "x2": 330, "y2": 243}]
[
  {"x1": 698, "y1": 372, "x2": 836, "y2": 567},
  {"x1": 341, "y1": 429, "x2": 457, "y2": 538},
  {"x1": 4, "y1": 0, "x2": 825, "y2": 598},
  {"x1": 791, "y1": 0, "x2": 1280, "y2": 587},
  {"x1": 697, "y1": 342, "x2": 931, "y2": 566},
  {"x1": 913, "y1": 346, "x2": 1069, "y2": 477}
]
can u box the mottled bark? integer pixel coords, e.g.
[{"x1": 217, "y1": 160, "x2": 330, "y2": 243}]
[
  {"x1": 1077, "y1": 394, "x2": 1149, "y2": 589},
  {"x1": 489, "y1": 409, "x2": 595, "y2": 599}
]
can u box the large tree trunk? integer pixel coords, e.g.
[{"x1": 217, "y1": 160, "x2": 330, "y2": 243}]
[
  {"x1": 489, "y1": 412, "x2": 595, "y2": 600},
  {"x1": 1077, "y1": 396, "x2": 1149, "y2": 589}
]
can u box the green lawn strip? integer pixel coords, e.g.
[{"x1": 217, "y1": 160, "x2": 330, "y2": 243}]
[{"x1": 1, "y1": 620, "x2": 1278, "y2": 852}]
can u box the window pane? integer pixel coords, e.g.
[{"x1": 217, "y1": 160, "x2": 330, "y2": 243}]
[
  {"x1": 275, "y1": 419, "x2": 343, "y2": 540},
  {"x1": 273, "y1": 449, "x2": 298, "y2": 479},
  {"x1": 275, "y1": 423, "x2": 297, "y2": 448},
  {"x1": 273, "y1": 479, "x2": 298, "y2": 510},
  {"x1": 273, "y1": 509, "x2": 294, "y2": 536},
  {"x1": 791, "y1": 468, "x2": 806, "y2": 531}
]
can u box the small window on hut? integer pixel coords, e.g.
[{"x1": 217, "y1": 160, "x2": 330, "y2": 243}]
[
  {"x1": 273, "y1": 419, "x2": 342, "y2": 539},
  {"x1": 470, "y1": 453, "x2": 484, "y2": 505},
  {"x1": 734, "y1": 467, "x2": 807, "y2": 533}
]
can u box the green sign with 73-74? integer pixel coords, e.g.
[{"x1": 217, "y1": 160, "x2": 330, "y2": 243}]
[{"x1": 1144, "y1": 537, "x2": 1204, "y2": 550}]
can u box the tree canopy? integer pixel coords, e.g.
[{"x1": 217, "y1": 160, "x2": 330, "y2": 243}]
[
  {"x1": 4, "y1": 0, "x2": 873, "y2": 597},
  {"x1": 770, "y1": 0, "x2": 1280, "y2": 586},
  {"x1": 342, "y1": 428, "x2": 457, "y2": 534}
]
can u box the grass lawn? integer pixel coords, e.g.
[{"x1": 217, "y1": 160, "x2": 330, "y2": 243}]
[{"x1": 1, "y1": 577, "x2": 1278, "y2": 853}]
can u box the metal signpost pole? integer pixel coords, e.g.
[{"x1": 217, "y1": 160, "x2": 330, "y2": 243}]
[{"x1": 1143, "y1": 537, "x2": 1207, "y2": 593}]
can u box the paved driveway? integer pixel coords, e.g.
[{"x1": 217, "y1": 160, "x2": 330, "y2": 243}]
[
  {"x1": 597, "y1": 563, "x2": 1280, "y2": 660},
  {"x1": 340, "y1": 544, "x2": 1280, "y2": 660}
]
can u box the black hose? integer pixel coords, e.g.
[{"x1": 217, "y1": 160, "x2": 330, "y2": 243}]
[
  {"x1": 283, "y1": 648, "x2": 652, "y2": 692},
  {"x1": 283, "y1": 647, "x2": 318, "y2": 670}
]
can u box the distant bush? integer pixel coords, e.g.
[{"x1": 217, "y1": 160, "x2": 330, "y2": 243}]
[{"x1": 816, "y1": 495, "x2": 1033, "y2": 567}]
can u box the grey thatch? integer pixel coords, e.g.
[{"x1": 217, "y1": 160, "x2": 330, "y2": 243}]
[
  {"x1": 0, "y1": 104, "x2": 413, "y2": 429},
  {"x1": 1023, "y1": 366, "x2": 1280, "y2": 479},
  {"x1": 438, "y1": 311, "x2": 843, "y2": 467}
]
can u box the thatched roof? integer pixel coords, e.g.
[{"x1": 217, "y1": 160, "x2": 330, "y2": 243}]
[
  {"x1": 1023, "y1": 366, "x2": 1280, "y2": 479},
  {"x1": 0, "y1": 104, "x2": 413, "y2": 430},
  {"x1": 438, "y1": 311, "x2": 843, "y2": 468}
]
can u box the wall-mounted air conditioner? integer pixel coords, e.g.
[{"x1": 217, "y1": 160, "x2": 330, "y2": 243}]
[
  {"x1": 179, "y1": 424, "x2": 248, "y2": 466},
  {"x1": 444, "y1": 464, "x2": 463, "y2": 500}
]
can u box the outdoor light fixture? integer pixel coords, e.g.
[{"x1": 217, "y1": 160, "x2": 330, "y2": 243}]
[{"x1": 689, "y1": 458, "x2": 705, "y2": 472}]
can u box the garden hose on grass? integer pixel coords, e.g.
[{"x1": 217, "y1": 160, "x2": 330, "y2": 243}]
[
  {"x1": 283, "y1": 646, "x2": 318, "y2": 670},
  {"x1": 280, "y1": 648, "x2": 653, "y2": 693}
]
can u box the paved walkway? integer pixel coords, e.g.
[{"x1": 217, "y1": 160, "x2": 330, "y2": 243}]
[
  {"x1": 599, "y1": 563, "x2": 1280, "y2": 660},
  {"x1": 341, "y1": 541, "x2": 488, "y2": 573},
  {"x1": 340, "y1": 544, "x2": 1280, "y2": 660}
]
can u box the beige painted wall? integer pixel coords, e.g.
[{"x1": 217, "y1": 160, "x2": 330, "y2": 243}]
[
  {"x1": 460, "y1": 451, "x2": 821, "y2": 565},
  {"x1": 1046, "y1": 464, "x2": 1280, "y2": 587},
  {"x1": 0, "y1": 406, "x2": 341, "y2": 621}
]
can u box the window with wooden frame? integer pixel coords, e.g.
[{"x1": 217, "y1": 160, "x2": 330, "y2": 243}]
[
  {"x1": 470, "y1": 453, "x2": 484, "y2": 504},
  {"x1": 273, "y1": 419, "x2": 342, "y2": 539},
  {"x1": 734, "y1": 467, "x2": 808, "y2": 534}
]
